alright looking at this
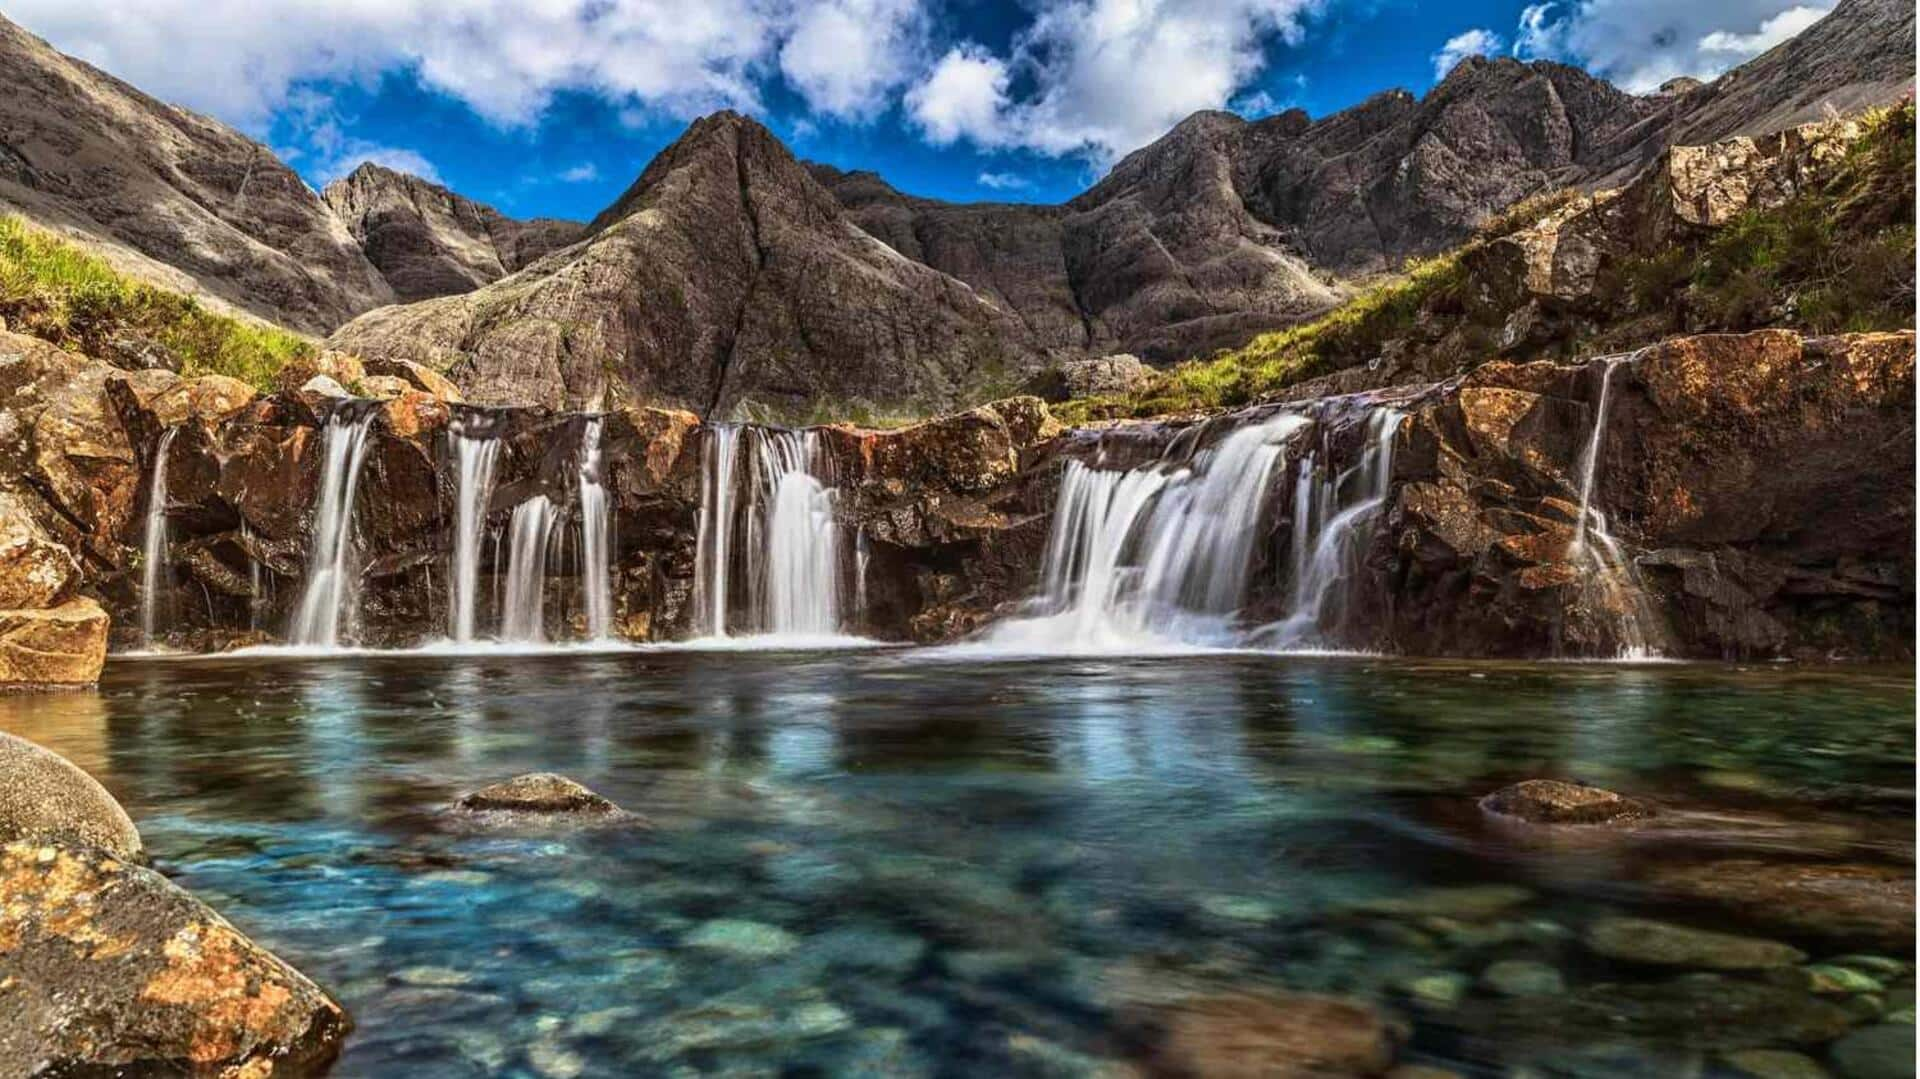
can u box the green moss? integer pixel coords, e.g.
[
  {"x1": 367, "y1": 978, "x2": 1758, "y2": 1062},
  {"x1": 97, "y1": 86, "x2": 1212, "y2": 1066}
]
[{"x1": 0, "y1": 214, "x2": 312, "y2": 389}]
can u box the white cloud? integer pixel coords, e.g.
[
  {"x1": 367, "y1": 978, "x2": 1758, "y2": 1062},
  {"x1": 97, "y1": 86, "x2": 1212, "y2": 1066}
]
[
  {"x1": 779, "y1": 0, "x2": 928, "y2": 119},
  {"x1": 1432, "y1": 28, "x2": 1504, "y2": 82},
  {"x1": 907, "y1": 44, "x2": 1011, "y2": 145},
  {"x1": 976, "y1": 171, "x2": 1030, "y2": 190},
  {"x1": 1511, "y1": 0, "x2": 1835, "y2": 93},
  {"x1": 559, "y1": 162, "x2": 599, "y2": 183},
  {"x1": 905, "y1": 0, "x2": 1321, "y2": 163},
  {"x1": 4, "y1": 0, "x2": 922, "y2": 133}
]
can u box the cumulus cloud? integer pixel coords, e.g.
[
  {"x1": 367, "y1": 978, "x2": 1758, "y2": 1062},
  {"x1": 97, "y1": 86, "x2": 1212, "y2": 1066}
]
[
  {"x1": 1511, "y1": 0, "x2": 1835, "y2": 92},
  {"x1": 4, "y1": 0, "x2": 925, "y2": 132},
  {"x1": 976, "y1": 171, "x2": 1030, "y2": 190},
  {"x1": 1431, "y1": 28, "x2": 1504, "y2": 82},
  {"x1": 905, "y1": 0, "x2": 1321, "y2": 163}
]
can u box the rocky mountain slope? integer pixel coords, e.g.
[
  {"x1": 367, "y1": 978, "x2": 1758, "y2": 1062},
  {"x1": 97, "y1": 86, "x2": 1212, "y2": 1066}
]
[
  {"x1": 322, "y1": 163, "x2": 583, "y2": 303},
  {"x1": 329, "y1": 112, "x2": 1046, "y2": 416}
]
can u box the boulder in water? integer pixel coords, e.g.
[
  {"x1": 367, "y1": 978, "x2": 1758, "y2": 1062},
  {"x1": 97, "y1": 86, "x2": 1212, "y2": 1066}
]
[
  {"x1": 1584, "y1": 916, "x2": 1806, "y2": 970},
  {"x1": 455, "y1": 773, "x2": 626, "y2": 817},
  {"x1": 1643, "y1": 859, "x2": 1915, "y2": 950},
  {"x1": 0, "y1": 840, "x2": 350, "y2": 1074},
  {"x1": 0, "y1": 732, "x2": 140, "y2": 858},
  {"x1": 1480, "y1": 779, "x2": 1655, "y2": 824},
  {"x1": 1128, "y1": 989, "x2": 1399, "y2": 1077}
]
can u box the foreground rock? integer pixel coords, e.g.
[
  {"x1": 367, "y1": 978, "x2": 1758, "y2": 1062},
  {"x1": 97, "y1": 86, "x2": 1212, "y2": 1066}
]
[
  {"x1": 1644, "y1": 860, "x2": 1916, "y2": 949},
  {"x1": 455, "y1": 773, "x2": 626, "y2": 817},
  {"x1": 0, "y1": 840, "x2": 350, "y2": 1075},
  {"x1": 1585, "y1": 916, "x2": 1807, "y2": 970},
  {"x1": 1480, "y1": 780, "x2": 1656, "y2": 825},
  {"x1": 0, "y1": 732, "x2": 140, "y2": 858},
  {"x1": 1129, "y1": 989, "x2": 1399, "y2": 1076}
]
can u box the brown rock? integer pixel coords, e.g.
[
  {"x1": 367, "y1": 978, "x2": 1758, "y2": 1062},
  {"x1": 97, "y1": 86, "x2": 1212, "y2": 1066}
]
[
  {"x1": 1480, "y1": 779, "x2": 1655, "y2": 824},
  {"x1": 0, "y1": 597, "x2": 109, "y2": 687},
  {"x1": 1585, "y1": 916, "x2": 1807, "y2": 970},
  {"x1": 0, "y1": 732, "x2": 140, "y2": 859},
  {"x1": 1133, "y1": 990, "x2": 1397, "y2": 1077},
  {"x1": 365, "y1": 357, "x2": 465, "y2": 402},
  {"x1": 455, "y1": 773, "x2": 623, "y2": 816},
  {"x1": 1644, "y1": 860, "x2": 1915, "y2": 949},
  {"x1": 0, "y1": 490, "x2": 79, "y2": 609},
  {"x1": 0, "y1": 840, "x2": 349, "y2": 1075}
]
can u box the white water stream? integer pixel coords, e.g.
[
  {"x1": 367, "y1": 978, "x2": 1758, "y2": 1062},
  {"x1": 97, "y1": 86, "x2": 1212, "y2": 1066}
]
[
  {"x1": 289, "y1": 406, "x2": 377, "y2": 647},
  {"x1": 138, "y1": 427, "x2": 178, "y2": 649}
]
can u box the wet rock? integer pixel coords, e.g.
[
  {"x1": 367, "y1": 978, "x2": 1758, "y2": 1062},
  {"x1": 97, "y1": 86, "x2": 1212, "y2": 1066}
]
[
  {"x1": 454, "y1": 773, "x2": 623, "y2": 816},
  {"x1": 1643, "y1": 860, "x2": 1915, "y2": 950},
  {"x1": 1482, "y1": 975, "x2": 1855, "y2": 1051},
  {"x1": 1355, "y1": 884, "x2": 1534, "y2": 920},
  {"x1": 1585, "y1": 917, "x2": 1805, "y2": 970},
  {"x1": 1720, "y1": 1049, "x2": 1835, "y2": 1079},
  {"x1": 1828, "y1": 1025, "x2": 1915, "y2": 1079},
  {"x1": 0, "y1": 732, "x2": 140, "y2": 858},
  {"x1": 1480, "y1": 779, "x2": 1655, "y2": 824},
  {"x1": 1480, "y1": 958, "x2": 1566, "y2": 997},
  {"x1": 0, "y1": 597, "x2": 110, "y2": 686},
  {"x1": 0, "y1": 840, "x2": 350, "y2": 1075},
  {"x1": 1807, "y1": 964, "x2": 1889, "y2": 995},
  {"x1": 684, "y1": 919, "x2": 801, "y2": 959},
  {"x1": 1130, "y1": 989, "x2": 1398, "y2": 1077}
]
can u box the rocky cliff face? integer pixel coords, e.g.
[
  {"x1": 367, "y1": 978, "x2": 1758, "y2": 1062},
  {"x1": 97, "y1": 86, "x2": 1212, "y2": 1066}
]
[
  {"x1": 328, "y1": 113, "x2": 1050, "y2": 417},
  {"x1": 323, "y1": 163, "x2": 584, "y2": 303},
  {"x1": 0, "y1": 17, "x2": 394, "y2": 334}
]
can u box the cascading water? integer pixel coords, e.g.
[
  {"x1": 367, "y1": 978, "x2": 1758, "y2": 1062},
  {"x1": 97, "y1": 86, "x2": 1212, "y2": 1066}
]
[
  {"x1": 1569, "y1": 357, "x2": 1663, "y2": 658},
  {"x1": 1261, "y1": 408, "x2": 1404, "y2": 648},
  {"x1": 986, "y1": 412, "x2": 1310, "y2": 651},
  {"x1": 578, "y1": 418, "x2": 613, "y2": 640},
  {"x1": 692, "y1": 425, "x2": 849, "y2": 640},
  {"x1": 138, "y1": 427, "x2": 179, "y2": 649},
  {"x1": 693, "y1": 425, "x2": 743, "y2": 637},
  {"x1": 290, "y1": 404, "x2": 377, "y2": 647},
  {"x1": 501, "y1": 496, "x2": 559, "y2": 642},
  {"x1": 448, "y1": 421, "x2": 501, "y2": 643}
]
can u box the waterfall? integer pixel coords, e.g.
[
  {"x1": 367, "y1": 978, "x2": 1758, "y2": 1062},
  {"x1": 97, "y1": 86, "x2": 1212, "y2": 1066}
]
[
  {"x1": 448, "y1": 421, "x2": 501, "y2": 643},
  {"x1": 501, "y1": 496, "x2": 559, "y2": 642},
  {"x1": 290, "y1": 404, "x2": 377, "y2": 647},
  {"x1": 578, "y1": 418, "x2": 613, "y2": 640},
  {"x1": 1261, "y1": 408, "x2": 1403, "y2": 648},
  {"x1": 985, "y1": 411, "x2": 1310, "y2": 651},
  {"x1": 138, "y1": 427, "x2": 179, "y2": 649},
  {"x1": 693, "y1": 425, "x2": 743, "y2": 637},
  {"x1": 1569, "y1": 358, "x2": 1663, "y2": 658},
  {"x1": 692, "y1": 425, "x2": 848, "y2": 639}
]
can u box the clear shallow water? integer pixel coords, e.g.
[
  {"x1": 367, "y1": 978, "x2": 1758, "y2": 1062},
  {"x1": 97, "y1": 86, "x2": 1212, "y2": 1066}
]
[{"x1": 2, "y1": 653, "x2": 1912, "y2": 1076}]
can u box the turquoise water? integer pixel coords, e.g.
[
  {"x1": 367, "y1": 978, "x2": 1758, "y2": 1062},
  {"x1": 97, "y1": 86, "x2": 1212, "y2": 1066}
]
[{"x1": 3, "y1": 652, "x2": 1912, "y2": 1076}]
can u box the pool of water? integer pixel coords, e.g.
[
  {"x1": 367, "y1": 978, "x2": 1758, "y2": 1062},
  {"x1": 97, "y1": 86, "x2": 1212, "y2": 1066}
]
[{"x1": 3, "y1": 651, "x2": 1912, "y2": 1076}]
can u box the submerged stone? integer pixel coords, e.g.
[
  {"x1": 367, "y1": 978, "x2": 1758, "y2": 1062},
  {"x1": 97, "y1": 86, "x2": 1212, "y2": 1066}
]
[
  {"x1": 1480, "y1": 958, "x2": 1566, "y2": 997},
  {"x1": 1129, "y1": 989, "x2": 1398, "y2": 1077},
  {"x1": 1642, "y1": 860, "x2": 1915, "y2": 950},
  {"x1": 1480, "y1": 779, "x2": 1655, "y2": 824},
  {"x1": 1355, "y1": 884, "x2": 1534, "y2": 921},
  {"x1": 1585, "y1": 917, "x2": 1806, "y2": 970},
  {"x1": 684, "y1": 919, "x2": 801, "y2": 959},
  {"x1": 1719, "y1": 1048, "x2": 1835, "y2": 1079},
  {"x1": 1482, "y1": 976, "x2": 1855, "y2": 1051},
  {"x1": 1828, "y1": 1024, "x2": 1917, "y2": 1079},
  {"x1": 0, "y1": 840, "x2": 349, "y2": 1075},
  {"x1": 455, "y1": 773, "x2": 626, "y2": 817},
  {"x1": 0, "y1": 732, "x2": 141, "y2": 859}
]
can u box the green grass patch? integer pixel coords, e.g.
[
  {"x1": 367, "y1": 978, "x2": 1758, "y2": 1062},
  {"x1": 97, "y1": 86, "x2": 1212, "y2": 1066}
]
[{"x1": 0, "y1": 214, "x2": 312, "y2": 389}]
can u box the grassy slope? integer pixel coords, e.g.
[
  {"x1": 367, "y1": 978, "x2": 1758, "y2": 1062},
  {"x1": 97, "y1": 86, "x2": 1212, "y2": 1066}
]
[
  {"x1": 1062, "y1": 103, "x2": 1916, "y2": 424},
  {"x1": 0, "y1": 214, "x2": 313, "y2": 390}
]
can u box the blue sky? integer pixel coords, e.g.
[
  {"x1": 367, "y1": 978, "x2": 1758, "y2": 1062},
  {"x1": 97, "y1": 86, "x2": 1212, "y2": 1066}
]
[{"x1": 14, "y1": 0, "x2": 1833, "y2": 220}]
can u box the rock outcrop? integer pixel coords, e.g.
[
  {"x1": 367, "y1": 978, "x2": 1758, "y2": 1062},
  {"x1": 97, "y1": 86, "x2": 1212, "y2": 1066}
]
[
  {"x1": 0, "y1": 15, "x2": 393, "y2": 333},
  {"x1": 323, "y1": 163, "x2": 584, "y2": 303},
  {"x1": 0, "y1": 840, "x2": 351, "y2": 1075}
]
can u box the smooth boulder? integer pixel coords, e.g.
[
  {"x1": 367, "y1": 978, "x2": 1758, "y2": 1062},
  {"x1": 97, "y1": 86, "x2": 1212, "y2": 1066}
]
[
  {"x1": 0, "y1": 840, "x2": 350, "y2": 1075},
  {"x1": 455, "y1": 773, "x2": 624, "y2": 816},
  {"x1": 0, "y1": 731, "x2": 140, "y2": 858}
]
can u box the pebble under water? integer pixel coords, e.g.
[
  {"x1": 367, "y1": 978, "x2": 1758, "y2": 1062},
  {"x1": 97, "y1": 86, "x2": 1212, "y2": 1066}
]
[{"x1": 2, "y1": 651, "x2": 1912, "y2": 1077}]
